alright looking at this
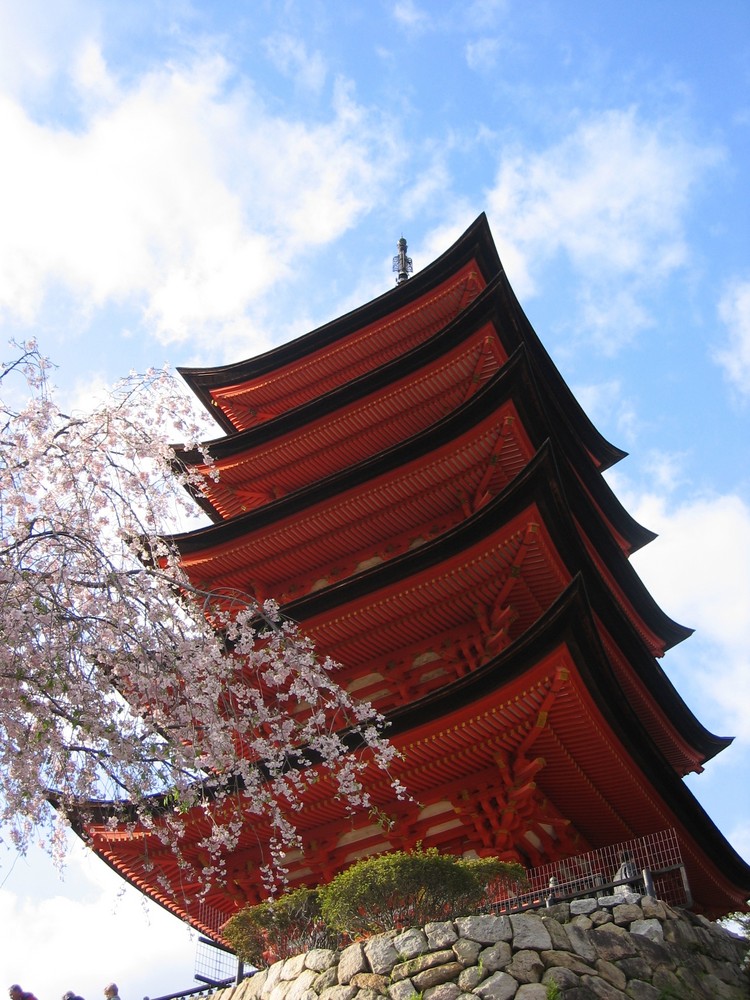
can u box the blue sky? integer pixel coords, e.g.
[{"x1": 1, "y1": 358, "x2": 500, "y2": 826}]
[{"x1": 0, "y1": 0, "x2": 749, "y2": 996}]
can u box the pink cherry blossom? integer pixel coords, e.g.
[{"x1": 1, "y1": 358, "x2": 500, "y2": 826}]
[{"x1": 0, "y1": 342, "x2": 401, "y2": 886}]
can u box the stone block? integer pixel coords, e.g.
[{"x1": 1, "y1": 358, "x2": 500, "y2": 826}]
[
  {"x1": 282, "y1": 955, "x2": 307, "y2": 981},
  {"x1": 571, "y1": 898, "x2": 598, "y2": 916},
  {"x1": 624, "y1": 982, "x2": 660, "y2": 1000},
  {"x1": 338, "y1": 942, "x2": 367, "y2": 984},
  {"x1": 597, "y1": 894, "x2": 629, "y2": 908},
  {"x1": 451, "y1": 937, "x2": 482, "y2": 967},
  {"x1": 457, "y1": 965, "x2": 485, "y2": 992},
  {"x1": 628, "y1": 918, "x2": 663, "y2": 943},
  {"x1": 473, "y1": 970, "x2": 519, "y2": 1000},
  {"x1": 542, "y1": 914, "x2": 571, "y2": 951},
  {"x1": 243, "y1": 971, "x2": 268, "y2": 999},
  {"x1": 613, "y1": 903, "x2": 643, "y2": 926},
  {"x1": 268, "y1": 982, "x2": 292, "y2": 1000},
  {"x1": 477, "y1": 940, "x2": 512, "y2": 972},
  {"x1": 651, "y1": 967, "x2": 685, "y2": 997},
  {"x1": 319, "y1": 989, "x2": 357, "y2": 1000},
  {"x1": 663, "y1": 917, "x2": 698, "y2": 948},
  {"x1": 594, "y1": 958, "x2": 626, "y2": 991},
  {"x1": 424, "y1": 922, "x2": 458, "y2": 949},
  {"x1": 589, "y1": 910, "x2": 613, "y2": 926},
  {"x1": 509, "y1": 912, "x2": 552, "y2": 951},
  {"x1": 387, "y1": 979, "x2": 416, "y2": 1000},
  {"x1": 305, "y1": 950, "x2": 338, "y2": 973},
  {"x1": 390, "y1": 950, "x2": 456, "y2": 982},
  {"x1": 264, "y1": 961, "x2": 285, "y2": 998},
  {"x1": 539, "y1": 949, "x2": 593, "y2": 976},
  {"x1": 613, "y1": 957, "x2": 651, "y2": 982},
  {"x1": 629, "y1": 931, "x2": 675, "y2": 969},
  {"x1": 543, "y1": 902, "x2": 571, "y2": 923},
  {"x1": 358, "y1": 991, "x2": 383, "y2": 1000},
  {"x1": 570, "y1": 914, "x2": 594, "y2": 930},
  {"x1": 286, "y1": 970, "x2": 319, "y2": 1000},
  {"x1": 589, "y1": 924, "x2": 638, "y2": 961},
  {"x1": 565, "y1": 922, "x2": 598, "y2": 962},
  {"x1": 365, "y1": 932, "x2": 400, "y2": 976},
  {"x1": 423, "y1": 985, "x2": 461, "y2": 1000},
  {"x1": 542, "y1": 966, "x2": 582, "y2": 991},
  {"x1": 505, "y1": 949, "x2": 544, "y2": 983},
  {"x1": 393, "y1": 928, "x2": 429, "y2": 960},
  {"x1": 313, "y1": 967, "x2": 338, "y2": 993},
  {"x1": 639, "y1": 897, "x2": 666, "y2": 921},
  {"x1": 580, "y1": 973, "x2": 630, "y2": 998},
  {"x1": 349, "y1": 973, "x2": 388, "y2": 994},
  {"x1": 411, "y1": 963, "x2": 465, "y2": 991},
  {"x1": 514, "y1": 985, "x2": 549, "y2": 999},
  {"x1": 454, "y1": 914, "x2": 511, "y2": 944}
]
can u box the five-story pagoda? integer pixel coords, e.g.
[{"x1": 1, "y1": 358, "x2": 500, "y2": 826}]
[{"x1": 79, "y1": 215, "x2": 750, "y2": 928}]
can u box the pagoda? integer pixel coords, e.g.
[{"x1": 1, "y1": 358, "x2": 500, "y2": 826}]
[{"x1": 81, "y1": 215, "x2": 750, "y2": 927}]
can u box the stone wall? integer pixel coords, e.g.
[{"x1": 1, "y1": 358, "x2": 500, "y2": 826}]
[{"x1": 214, "y1": 892, "x2": 749, "y2": 1000}]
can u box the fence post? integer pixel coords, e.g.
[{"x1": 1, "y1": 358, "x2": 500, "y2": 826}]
[
  {"x1": 642, "y1": 868, "x2": 655, "y2": 898},
  {"x1": 679, "y1": 864, "x2": 693, "y2": 908}
]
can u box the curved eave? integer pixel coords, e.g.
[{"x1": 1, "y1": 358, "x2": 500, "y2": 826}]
[
  {"x1": 172, "y1": 345, "x2": 533, "y2": 549},
  {"x1": 387, "y1": 578, "x2": 750, "y2": 906},
  {"x1": 172, "y1": 360, "x2": 675, "y2": 658},
  {"x1": 490, "y1": 270, "x2": 626, "y2": 472},
  {"x1": 74, "y1": 579, "x2": 749, "y2": 918},
  {"x1": 283, "y1": 442, "x2": 691, "y2": 663},
  {"x1": 276, "y1": 442, "x2": 714, "y2": 765},
  {"x1": 179, "y1": 214, "x2": 501, "y2": 432},
  {"x1": 177, "y1": 339, "x2": 654, "y2": 573},
  {"x1": 175, "y1": 273, "x2": 510, "y2": 469}
]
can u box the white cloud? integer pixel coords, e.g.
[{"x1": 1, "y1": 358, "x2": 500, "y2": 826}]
[
  {"x1": 628, "y1": 489, "x2": 750, "y2": 741},
  {"x1": 465, "y1": 38, "x2": 502, "y2": 72},
  {"x1": 715, "y1": 277, "x2": 750, "y2": 398},
  {"x1": 263, "y1": 34, "x2": 327, "y2": 96},
  {"x1": 574, "y1": 378, "x2": 641, "y2": 445},
  {"x1": 486, "y1": 109, "x2": 721, "y2": 351},
  {"x1": 0, "y1": 0, "x2": 96, "y2": 99},
  {"x1": 391, "y1": 0, "x2": 432, "y2": 32},
  {"x1": 465, "y1": 0, "x2": 509, "y2": 28},
  {"x1": 0, "y1": 839, "x2": 197, "y2": 1000},
  {"x1": 0, "y1": 48, "x2": 396, "y2": 354}
]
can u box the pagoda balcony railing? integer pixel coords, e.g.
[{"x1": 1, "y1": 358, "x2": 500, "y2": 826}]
[{"x1": 489, "y1": 828, "x2": 690, "y2": 914}]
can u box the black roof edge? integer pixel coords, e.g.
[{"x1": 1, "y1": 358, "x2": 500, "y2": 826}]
[{"x1": 179, "y1": 214, "x2": 501, "y2": 427}]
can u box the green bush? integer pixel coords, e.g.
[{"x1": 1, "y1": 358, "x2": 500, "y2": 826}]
[
  {"x1": 318, "y1": 847, "x2": 525, "y2": 937},
  {"x1": 222, "y1": 887, "x2": 338, "y2": 967}
]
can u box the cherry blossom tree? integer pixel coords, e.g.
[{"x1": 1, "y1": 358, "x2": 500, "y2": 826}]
[{"x1": 0, "y1": 342, "x2": 401, "y2": 882}]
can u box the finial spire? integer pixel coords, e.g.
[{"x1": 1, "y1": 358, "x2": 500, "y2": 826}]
[{"x1": 392, "y1": 236, "x2": 413, "y2": 285}]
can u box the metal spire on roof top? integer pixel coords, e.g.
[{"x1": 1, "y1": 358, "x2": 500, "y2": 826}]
[{"x1": 392, "y1": 236, "x2": 413, "y2": 285}]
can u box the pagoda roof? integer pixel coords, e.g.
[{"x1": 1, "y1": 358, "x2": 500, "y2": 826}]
[
  {"x1": 179, "y1": 223, "x2": 625, "y2": 468},
  {"x1": 175, "y1": 443, "x2": 710, "y2": 777},
  {"x1": 280, "y1": 442, "x2": 691, "y2": 664},
  {"x1": 77, "y1": 579, "x2": 749, "y2": 924},
  {"x1": 177, "y1": 280, "x2": 629, "y2": 529},
  {"x1": 266, "y1": 443, "x2": 711, "y2": 771},
  {"x1": 173, "y1": 346, "x2": 654, "y2": 610},
  {"x1": 177, "y1": 285, "x2": 510, "y2": 521},
  {"x1": 179, "y1": 214, "x2": 501, "y2": 434}
]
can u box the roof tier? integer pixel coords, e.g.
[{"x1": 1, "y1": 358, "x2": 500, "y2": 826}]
[
  {"x1": 179, "y1": 215, "x2": 501, "y2": 433},
  {"x1": 81, "y1": 581, "x2": 749, "y2": 930}
]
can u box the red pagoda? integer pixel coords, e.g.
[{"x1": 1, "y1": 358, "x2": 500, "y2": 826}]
[{"x1": 81, "y1": 215, "x2": 750, "y2": 926}]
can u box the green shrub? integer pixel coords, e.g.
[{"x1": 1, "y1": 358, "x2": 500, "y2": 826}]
[
  {"x1": 318, "y1": 846, "x2": 525, "y2": 937},
  {"x1": 222, "y1": 887, "x2": 338, "y2": 967}
]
